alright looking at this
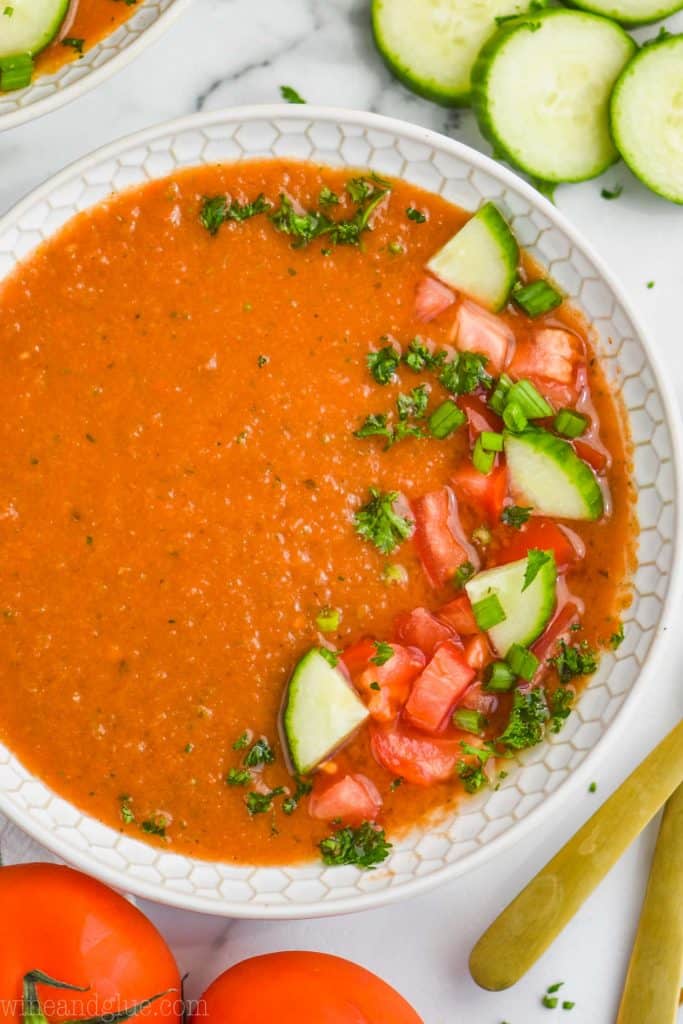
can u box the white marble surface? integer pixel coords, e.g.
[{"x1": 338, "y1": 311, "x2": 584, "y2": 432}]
[{"x1": 1, "y1": 2, "x2": 683, "y2": 1021}]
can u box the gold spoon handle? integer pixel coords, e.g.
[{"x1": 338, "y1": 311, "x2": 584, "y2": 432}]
[
  {"x1": 470, "y1": 719, "x2": 683, "y2": 990},
  {"x1": 617, "y1": 782, "x2": 683, "y2": 1024}
]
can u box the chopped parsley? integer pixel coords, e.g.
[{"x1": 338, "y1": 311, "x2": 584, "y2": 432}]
[
  {"x1": 369, "y1": 681, "x2": 381, "y2": 691},
  {"x1": 390, "y1": 777, "x2": 404, "y2": 792},
  {"x1": 283, "y1": 776, "x2": 313, "y2": 815},
  {"x1": 548, "y1": 686, "x2": 574, "y2": 733},
  {"x1": 232, "y1": 731, "x2": 251, "y2": 751},
  {"x1": 226, "y1": 767, "x2": 252, "y2": 787},
  {"x1": 610, "y1": 623, "x2": 624, "y2": 649},
  {"x1": 371, "y1": 640, "x2": 394, "y2": 666},
  {"x1": 402, "y1": 338, "x2": 446, "y2": 373},
  {"x1": 200, "y1": 193, "x2": 271, "y2": 234},
  {"x1": 62, "y1": 37, "x2": 85, "y2": 54},
  {"x1": 589, "y1": 781, "x2": 597, "y2": 793},
  {"x1": 440, "y1": 352, "x2": 492, "y2": 395},
  {"x1": 367, "y1": 344, "x2": 399, "y2": 385},
  {"x1": 119, "y1": 795, "x2": 135, "y2": 825},
  {"x1": 269, "y1": 194, "x2": 329, "y2": 247},
  {"x1": 406, "y1": 206, "x2": 426, "y2": 223},
  {"x1": 550, "y1": 640, "x2": 598, "y2": 683},
  {"x1": 319, "y1": 821, "x2": 392, "y2": 869},
  {"x1": 354, "y1": 488, "x2": 413, "y2": 554},
  {"x1": 501, "y1": 505, "x2": 533, "y2": 528},
  {"x1": 498, "y1": 689, "x2": 548, "y2": 751},
  {"x1": 270, "y1": 177, "x2": 390, "y2": 250},
  {"x1": 141, "y1": 814, "x2": 168, "y2": 837},
  {"x1": 397, "y1": 384, "x2": 429, "y2": 420},
  {"x1": 319, "y1": 187, "x2": 339, "y2": 206},
  {"x1": 522, "y1": 549, "x2": 552, "y2": 591},
  {"x1": 601, "y1": 184, "x2": 623, "y2": 200},
  {"x1": 354, "y1": 413, "x2": 394, "y2": 445},
  {"x1": 244, "y1": 738, "x2": 275, "y2": 768},
  {"x1": 452, "y1": 561, "x2": 475, "y2": 589},
  {"x1": 457, "y1": 742, "x2": 494, "y2": 794},
  {"x1": 280, "y1": 84, "x2": 305, "y2": 104},
  {"x1": 246, "y1": 788, "x2": 285, "y2": 816}
]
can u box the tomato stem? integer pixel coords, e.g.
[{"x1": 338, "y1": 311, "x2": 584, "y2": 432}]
[{"x1": 21, "y1": 971, "x2": 173, "y2": 1024}]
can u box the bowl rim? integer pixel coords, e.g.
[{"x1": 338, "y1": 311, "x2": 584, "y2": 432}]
[
  {"x1": 1, "y1": 104, "x2": 682, "y2": 918},
  {"x1": 0, "y1": 0, "x2": 193, "y2": 133}
]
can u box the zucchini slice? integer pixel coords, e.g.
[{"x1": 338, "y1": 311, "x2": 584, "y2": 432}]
[
  {"x1": 505, "y1": 429, "x2": 604, "y2": 521},
  {"x1": 471, "y1": 9, "x2": 637, "y2": 183},
  {"x1": 611, "y1": 34, "x2": 683, "y2": 204},
  {"x1": 426, "y1": 202, "x2": 518, "y2": 312},
  {"x1": 0, "y1": 0, "x2": 71, "y2": 58},
  {"x1": 371, "y1": 0, "x2": 549, "y2": 106},
  {"x1": 282, "y1": 649, "x2": 370, "y2": 775},
  {"x1": 466, "y1": 553, "x2": 557, "y2": 656},
  {"x1": 564, "y1": 0, "x2": 683, "y2": 26}
]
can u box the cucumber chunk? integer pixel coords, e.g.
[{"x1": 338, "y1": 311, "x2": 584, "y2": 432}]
[
  {"x1": 611, "y1": 34, "x2": 683, "y2": 204},
  {"x1": 371, "y1": 0, "x2": 549, "y2": 106},
  {"x1": 426, "y1": 202, "x2": 518, "y2": 312},
  {"x1": 505, "y1": 429, "x2": 604, "y2": 521},
  {"x1": 466, "y1": 553, "x2": 556, "y2": 656},
  {"x1": 471, "y1": 9, "x2": 637, "y2": 183},
  {"x1": 282, "y1": 649, "x2": 370, "y2": 775},
  {"x1": 0, "y1": 0, "x2": 71, "y2": 58},
  {"x1": 564, "y1": 0, "x2": 683, "y2": 26}
]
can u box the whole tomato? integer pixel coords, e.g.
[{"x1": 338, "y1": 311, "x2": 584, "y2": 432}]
[
  {"x1": 0, "y1": 864, "x2": 182, "y2": 1022},
  {"x1": 190, "y1": 951, "x2": 423, "y2": 1024}
]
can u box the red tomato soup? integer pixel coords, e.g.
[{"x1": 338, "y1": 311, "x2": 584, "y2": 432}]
[
  {"x1": 35, "y1": 0, "x2": 139, "y2": 78},
  {"x1": 0, "y1": 160, "x2": 635, "y2": 866}
]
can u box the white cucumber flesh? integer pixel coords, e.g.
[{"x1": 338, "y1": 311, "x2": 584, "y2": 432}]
[{"x1": 466, "y1": 553, "x2": 557, "y2": 656}]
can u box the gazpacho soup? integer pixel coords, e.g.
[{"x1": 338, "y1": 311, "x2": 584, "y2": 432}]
[
  {"x1": 0, "y1": 0, "x2": 140, "y2": 92},
  {"x1": 0, "y1": 159, "x2": 635, "y2": 868}
]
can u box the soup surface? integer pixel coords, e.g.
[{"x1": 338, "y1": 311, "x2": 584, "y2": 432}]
[
  {"x1": 0, "y1": 160, "x2": 635, "y2": 865},
  {"x1": 36, "y1": 0, "x2": 140, "y2": 78}
]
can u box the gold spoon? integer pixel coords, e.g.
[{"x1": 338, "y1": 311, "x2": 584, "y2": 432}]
[
  {"x1": 617, "y1": 781, "x2": 683, "y2": 1024},
  {"x1": 470, "y1": 718, "x2": 683, "y2": 990}
]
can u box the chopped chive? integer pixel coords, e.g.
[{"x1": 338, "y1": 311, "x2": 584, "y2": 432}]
[
  {"x1": 507, "y1": 379, "x2": 553, "y2": 419},
  {"x1": 480, "y1": 430, "x2": 504, "y2": 452},
  {"x1": 589, "y1": 781, "x2": 597, "y2": 793},
  {"x1": 472, "y1": 592, "x2": 506, "y2": 631},
  {"x1": 473, "y1": 436, "x2": 496, "y2": 475},
  {"x1": 316, "y1": 606, "x2": 341, "y2": 632},
  {"x1": 452, "y1": 561, "x2": 475, "y2": 589},
  {"x1": 542, "y1": 996, "x2": 559, "y2": 1009},
  {"x1": 554, "y1": 408, "x2": 588, "y2": 438},
  {"x1": 429, "y1": 400, "x2": 466, "y2": 439},
  {"x1": 453, "y1": 708, "x2": 487, "y2": 734},
  {"x1": 484, "y1": 661, "x2": 516, "y2": 693},
  {"x1": 512, "y1": 279, "x2": 562, "y2": 318},
  {"x1": 562, "y1": 1001, "x2": 575, "y2": 1010},
  {"x1": 507, "y1": 642, "x2": 540, "y2": 681},
  {"x1": 489, "y1": 373, "x2": 512, "y2": 415},
  {"x1": 0, "y1": 52, "x2": 33, "y2": 91},
  {"x1": 502, "y1": 400, "x2": 528, "y2": 432}
]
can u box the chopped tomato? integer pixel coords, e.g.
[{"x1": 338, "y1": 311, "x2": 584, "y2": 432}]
[
  {"x1": 451, "y1": 462, "x2": 507, "y2": 523},
  {"x1": 412, "y1": 488, "x2": 474, "y2": 588},
  {"x1": 393, "y1": 607, "x2": 455, "y2": 657},
  {"x1": 437, "y1": 593, "x2": 479, "y2": 635},
  {"x1": 415, "y1": 276, "x2": 456, "y2": 322},
  {"x1": 495, "y1": 518, "x2": 580, "y2": 570},
  {"x1": 463, "y1": 634, "x2": 492, "y2": 671},
  {"x1": 532, "y1": 600, "x2": 580, "y2": 671},
  {"x1": 458, "y1": 393, "x2": 503, "y2": 445},
  {"x1": 459, "y1": 680, "x2": 499, "y2": 717},
  {"x1": 451, "y1": 299, "x2": 513, "y2": 374},
  {"x1": 357, "y1": 643, "x2": 426, "y2": 722},
  {"x1": 509, "y1": 328, "x2": 584, "y2": 405},
  {"x1": 404, "y1": 642, "x2": 476, "y2": 733},
  {"x1": 575, "y1": 438, "x2": 609, "y2": 473},
  {"x1": 340, "y1": 637, "x2": 377, "y2": 678},
  {"x1": 370, "y1": 721, "x2": 462, "y2": 786},
  {"x1": 308, "y1": 773, "x2": 382, "y2": 826}
]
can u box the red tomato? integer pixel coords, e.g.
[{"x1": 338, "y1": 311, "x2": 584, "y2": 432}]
[
  {"x1": 191, "y1": 952, "x2": 423, "y2": 1024},
  {"x1": 495, "y1": 518, "x2": 579, "y2": 570},
  {"x1": 0, "y1": 864, "x2": 181, "y2": 1024},
  {"x1": 404, "y1": 642, "x2": 475, "y2": 733},
  {"x1": 414, "y1": 275, "x2": 455, "y2": 322},
  {"x1": 463, "y1": 633, "x2": 492, "y2": 671},
  {"x1": 357, "y1": 643, "x2": 425, "y2": 722},
  {"x1": 532, "y1": 600, "x2": 580, "y2": 670},
  {"x1": 370, "y1": 721, "x2": 461, "y2": 785},
  {"x1": 574, "y1": 438, "x2": 608, "y2": 473},
  {"x1": 412, "y1": 488, "x2": 473, "y2": 588},
  {"x1": 309, "y1": 773, "x2": 382, "y2": 825},
  {"x1": 437, "y1": 593, "x2": 479, "y2": 635},
  {"x1": 458, "y1": 393, "x2": 503, "y2": 445},
  {"x1": 451, "y1": 299, "x2": 513, "y2": 374},
  {"x1": 509, "y1": 328, "x2": 584, "y2": 405},
  {"x1": 451, "y1": 462, "x2": 508, "y2": 523},
  {"x1": 340, "y1": 637, "x2": 377, "y2": 677},
  {"x1": 393, "y1": 606, "x2": 455, "y2": 656}
]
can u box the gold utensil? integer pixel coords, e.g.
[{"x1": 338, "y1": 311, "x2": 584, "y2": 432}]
[
  {"x1": 470, "y1": 718, "x2": 683, "y2": 990},
  {"x1": 616, "y1": 782, "x2": 683, "y2": 1024}
]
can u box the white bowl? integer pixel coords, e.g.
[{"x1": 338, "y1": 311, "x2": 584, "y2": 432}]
[
  {"x1": 0, "y1": 0, "x2": 191, "y2": 132},
  {"x1": 0, "y1": 107, "x2": 680, "y2": 918}
]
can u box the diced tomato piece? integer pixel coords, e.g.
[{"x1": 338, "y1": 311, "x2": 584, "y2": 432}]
[
  {"x1": 463, "y1": 633, "x2": 492, "y2": 671},
  {"x1": 458, "y1": 393, "x2": 504, "y2": 445},
  {"x1": 308, "y1": 773, "x2": 382, "y2": 826},
  {"x1": 393, "y1": 607, "x2": 455, "y2": 657},
  {"x1": 357, "y1": 643, "x2": 426, "y2": 723},
  {"x1": 532, "y1": 600, "x2": 580, "y2": 671},
  {"x1": 437, "y1": 593, "x2": 480, "y2": 635},
  {"x1": 509, "y1": 328, "x2": 584, "y2": 405},
  {"x1": 459, "y1": 680, "x2": 499, "y2": 717},
  {"x1": 451, "y1": 462, "x2": 508, "y2": 524},
  {"x1": 451, "y1": 299, "x2": 513, "y2": 374},
  {"x1": 404, "y1": 641, "x2": 476, "y2": 733},
  {"x1": 574, "y1": 438, "x2": 608, "y2": 473},
  {"x1": 340, "y1": 637, "x2": 377, "y2": 678},
  {"x1": 495, "y1": 518, "x2": 580, "y2": 570},
  {"x1": 370, "y1": 721, "x2": 462, "y2": 786},
  {"x1": 412, "y1": 488, "x2": 474, "y2": 588},
  {"x1": 415, "y1": 276, "x2": 456, "y2": 322}
]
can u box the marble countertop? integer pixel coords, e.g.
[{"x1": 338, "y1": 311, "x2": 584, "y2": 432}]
[{"x1": 1, "y1": 1, "x2": 683, "y2": 1021}]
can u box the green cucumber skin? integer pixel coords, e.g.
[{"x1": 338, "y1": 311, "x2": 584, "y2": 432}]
[
  {"x1": 0, "y1": 0, "x2": 71, "y2": 58},
  {"x1": 610, "y1": 35, "x2": 683, "y2": 204},
  {"x1": 478, "y1": 202, "x2": 519, "y2": 307},
  {"x1": 505, "y1": 429, "x2": 605, "y2": 521},
  {"x1": 471, "y1": 9, "x2": 635, "y2": 184},
  {"x1": 563, "y1": 0, "x2": 683, "y2": 26}
]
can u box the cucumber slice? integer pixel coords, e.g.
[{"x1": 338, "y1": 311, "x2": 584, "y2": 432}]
[
  {"x1": 282, "y1": 649, "x2": 370, "y2": 775},
  {"x1": 466, "y1": 553, "x2": 557, "y2": 656},
  {"x1": 564, "y1": 0, "x2": 683, "y2": 26},
  {"x1": 610, "y1": 34, "x2": 683, "y2": 204},
  {"x1": 426, "y1": 202, "x2": 518, "y2": 312},
  {"x1": 471, "y1": 9, "x2": 637, "y2": 183},
  {"x1": 505, "y1": 429, "x2": 604, "y2": 521},
  {"x1": 371, "y1": 0, "x2": 549, "y2": 106},
  {"x1": 0, "y1": 0, "x2": 71, "y2": 58}
]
